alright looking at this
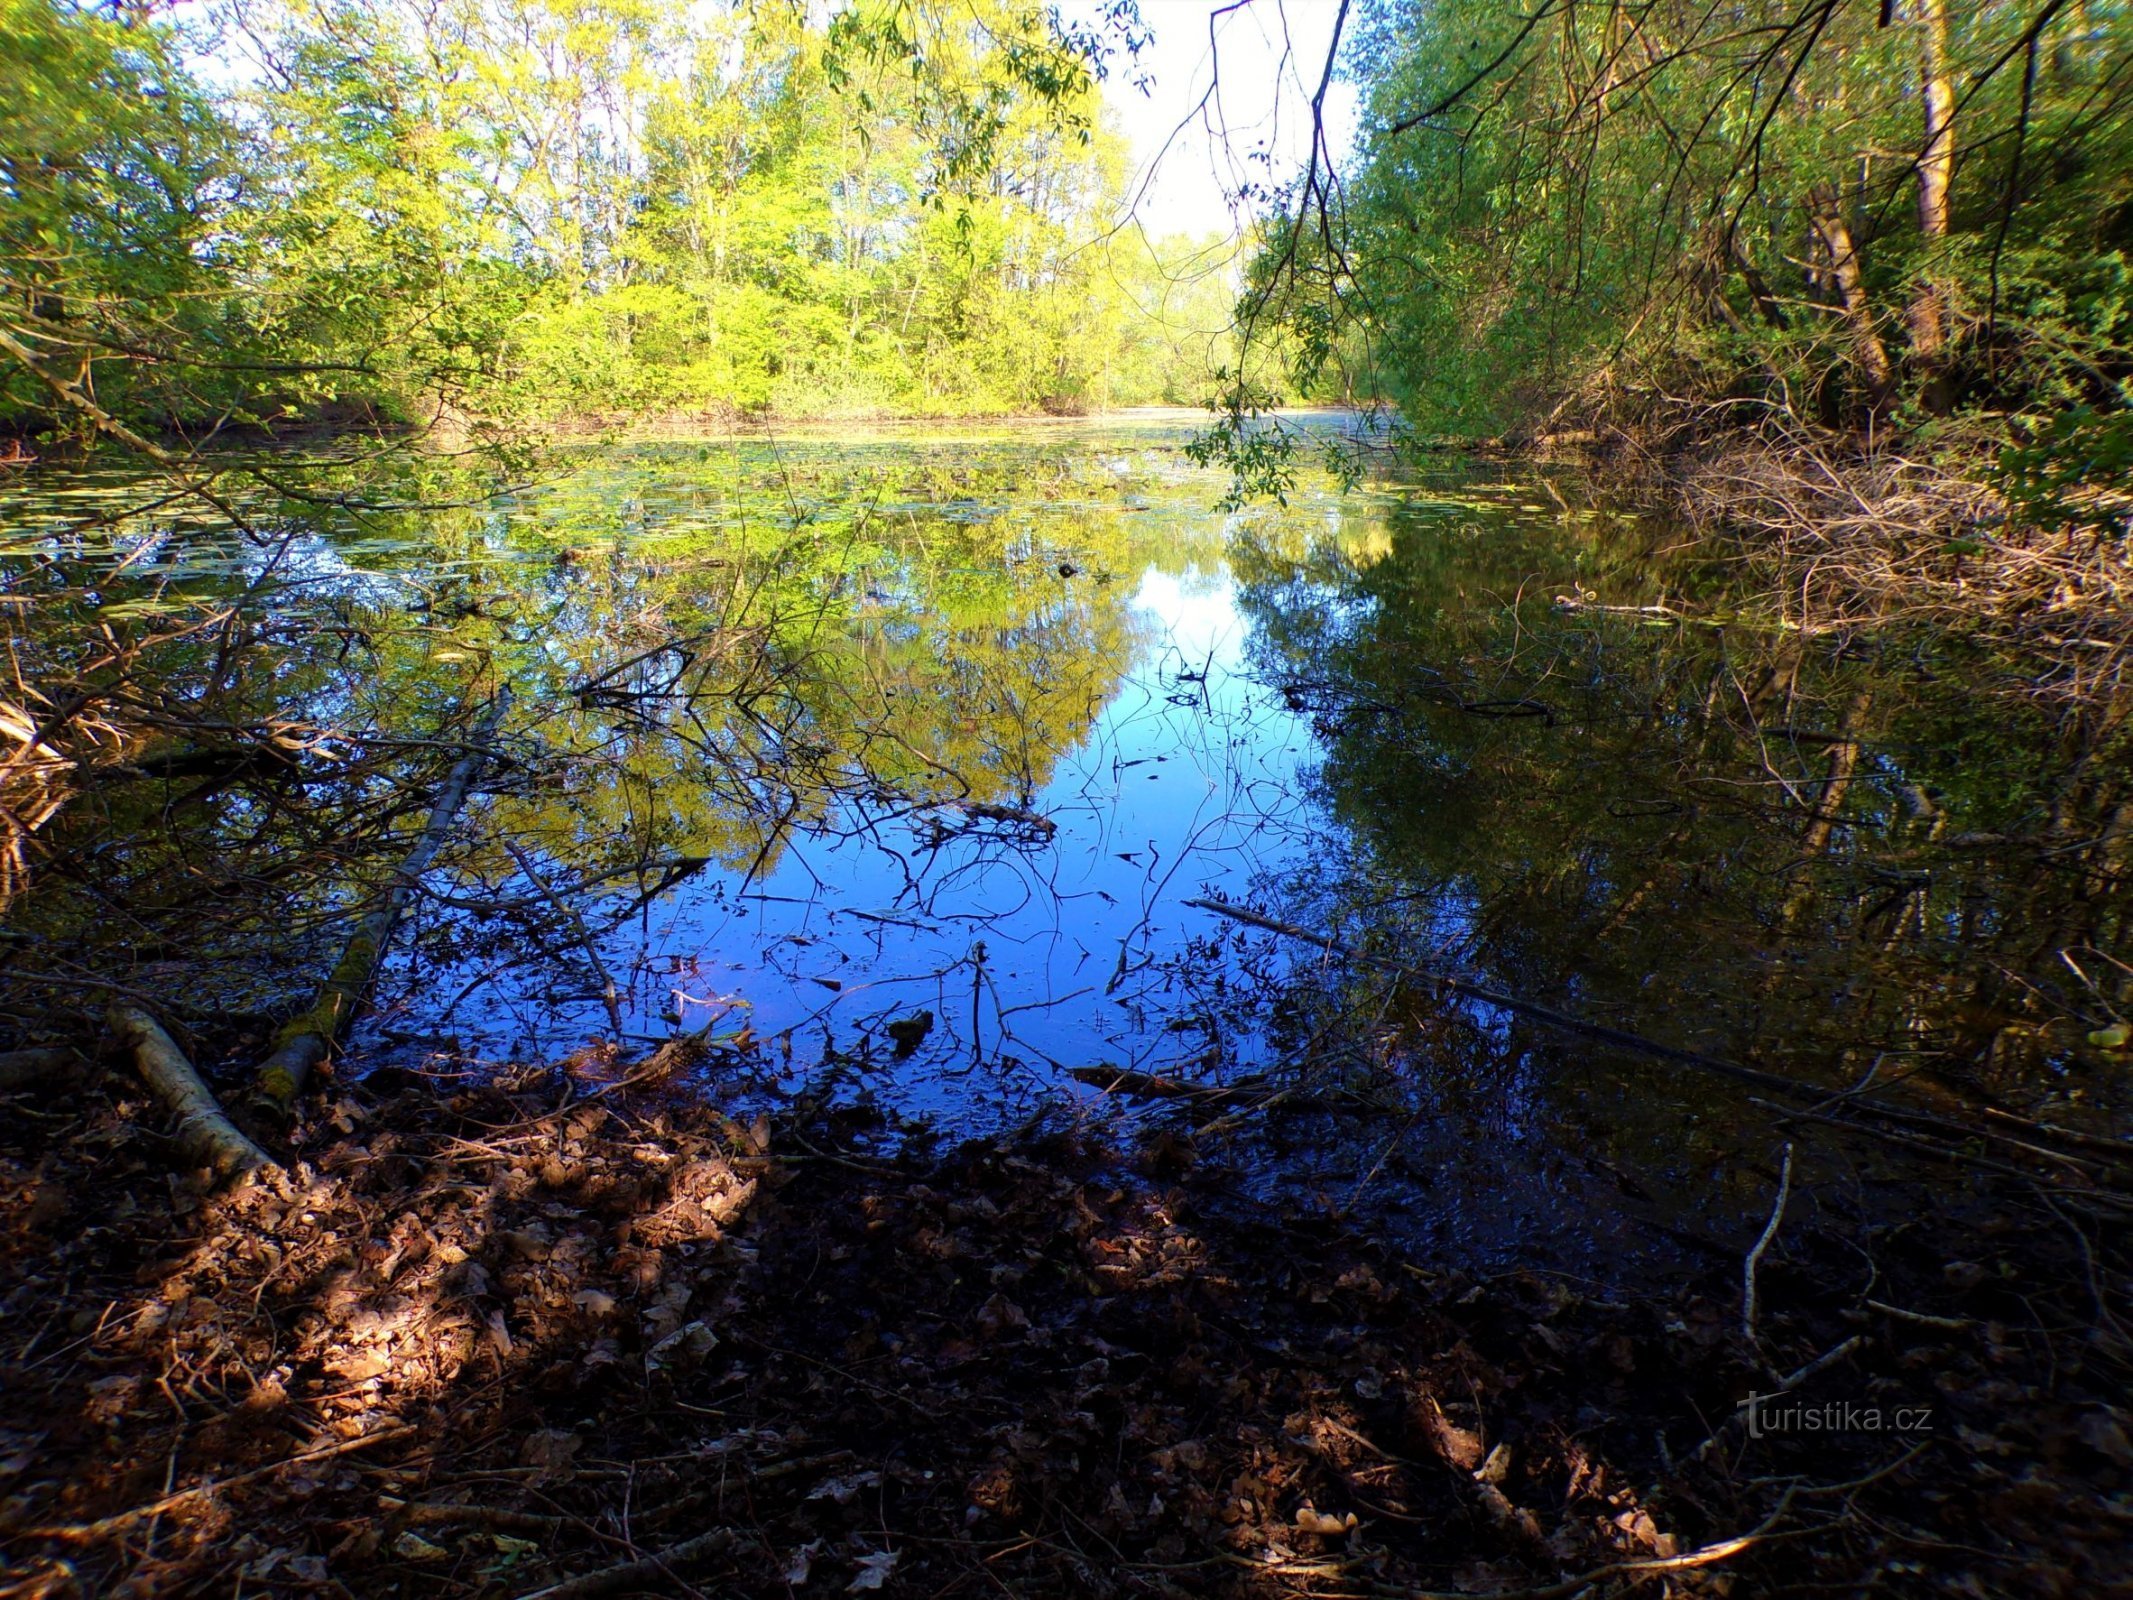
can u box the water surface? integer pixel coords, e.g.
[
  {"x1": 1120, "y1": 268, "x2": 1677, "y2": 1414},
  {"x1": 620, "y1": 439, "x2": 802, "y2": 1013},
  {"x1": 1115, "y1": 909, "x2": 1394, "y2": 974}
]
[{"x1": 8, "y1": 415, "x2": 2130, "y2": 1267}]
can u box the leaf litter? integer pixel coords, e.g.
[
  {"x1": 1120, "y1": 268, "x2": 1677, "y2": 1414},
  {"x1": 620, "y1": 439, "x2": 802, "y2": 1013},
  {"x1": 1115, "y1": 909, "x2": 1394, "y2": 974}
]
[{"x1": 0, "y1": 1042, "x2": 2126, "y2": 1598}]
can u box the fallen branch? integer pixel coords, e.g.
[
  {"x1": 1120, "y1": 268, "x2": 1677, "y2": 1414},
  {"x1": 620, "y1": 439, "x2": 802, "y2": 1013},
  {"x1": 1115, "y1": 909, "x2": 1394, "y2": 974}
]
[
  {"x1": 515, "y1": 1526, "x2": 736, "y2": 1600},
  {"x1": 1981, "y1": 1105, "x2": 2133, "y2": 1162},
  {"x1": 570, "y1": 628, "x2": 729, "y2": 699},
  {"x1": 1194, "y1": 1085, "x2": 1309, "y2": 1139},
  {"x1": 105, "y1": 1002, "x2": 275, "y2": 1184},
  {"x1": 1186, "y1": 897, "x2": 1819, "y2": 1097},
  {"x1": 1865, "y1": 1298, "x2": 1972, "y2": 1331},
  {"x1": 1185, "y1": 898, "x2": 2123, "y2": 1183},
  {"x1": 256, "y1": 690, "x2": 510, "y2": 1110},
  {"x1": 31, "y1": 1424, "x2": 408, "y2": 1541},
  {"x1": 1746, "y1": 1096, "x2": 2121, "y2": 1193},
  {"x1": 1743, "y1": 1143, "x2": 1794, "y2": 1349},
  {"x1": 505, "y1": 838, "x2": 623, "y2": 1037},
  {"x1": 1553, "y1": 594, "x2": 1689, "y2": 619},
  {"x1": 1691, "y1": 1335, "x2": 1868, "y2": 1464},
  {"x1": 1066, "y1": 1064, "x2": 1259, "y2": 1103}
]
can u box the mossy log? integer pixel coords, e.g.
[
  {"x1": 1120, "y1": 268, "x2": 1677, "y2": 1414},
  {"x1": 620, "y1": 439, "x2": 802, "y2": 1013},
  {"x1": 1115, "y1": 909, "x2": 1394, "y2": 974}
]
[
  {"x1": 256, "y1": 690, "x2": 510, "y2": 1111},
  {"x1": 107, "y1": 1002, "x2": 276, "y2": 1184}
]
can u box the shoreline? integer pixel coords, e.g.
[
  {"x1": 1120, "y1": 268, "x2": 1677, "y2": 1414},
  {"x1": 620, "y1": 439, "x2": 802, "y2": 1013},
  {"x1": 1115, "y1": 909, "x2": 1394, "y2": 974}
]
[{"x1": 0, "y1": 406, "x2": 1386, "y2": 465}]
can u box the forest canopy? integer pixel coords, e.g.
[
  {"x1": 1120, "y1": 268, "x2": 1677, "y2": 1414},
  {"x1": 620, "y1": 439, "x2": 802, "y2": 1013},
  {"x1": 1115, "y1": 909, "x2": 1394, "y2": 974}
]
[{"x1": 0, "y1": 0, "x2": 1236, "y2": 436}]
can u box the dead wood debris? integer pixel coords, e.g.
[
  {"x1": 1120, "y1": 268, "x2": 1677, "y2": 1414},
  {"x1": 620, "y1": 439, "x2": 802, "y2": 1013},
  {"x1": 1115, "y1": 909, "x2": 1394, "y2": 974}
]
[
  {"x1": 105, "y1": 1003, "x2": 276, "y2": 1184},
  {"x1": 256, "y1": 689, "x2": 512, "y2": 1112},
  {"x1": 0, "y1": 1057, "x2": 2126, "y2": 1599}
]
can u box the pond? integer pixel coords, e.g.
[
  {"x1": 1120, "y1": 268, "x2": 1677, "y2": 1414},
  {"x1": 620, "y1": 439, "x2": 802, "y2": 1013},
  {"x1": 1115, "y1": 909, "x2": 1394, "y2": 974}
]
[{"x1": 7, "y1": 413, "x2": 2130, "y2": 1270}]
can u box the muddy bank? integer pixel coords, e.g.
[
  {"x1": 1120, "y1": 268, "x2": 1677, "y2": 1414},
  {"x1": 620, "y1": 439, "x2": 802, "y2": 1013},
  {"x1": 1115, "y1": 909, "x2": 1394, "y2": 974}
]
[{"x1": 2, "y1": 1046, "x2": 2127, "y2": 1599}]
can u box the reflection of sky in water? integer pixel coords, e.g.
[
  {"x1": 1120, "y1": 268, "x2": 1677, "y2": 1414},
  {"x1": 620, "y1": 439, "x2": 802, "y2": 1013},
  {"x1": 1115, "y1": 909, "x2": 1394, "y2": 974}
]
[
  {"x1": 28, "y1": 423, "x2": 2106, "y2": 1275},
  {"x1": 399, "y1": 534, "x2": 1338, "y2": 1123}
]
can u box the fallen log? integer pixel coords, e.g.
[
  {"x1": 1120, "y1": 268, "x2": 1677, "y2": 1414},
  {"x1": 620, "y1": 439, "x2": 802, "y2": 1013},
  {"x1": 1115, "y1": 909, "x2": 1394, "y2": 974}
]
[
  {"x1": 106, "y1": 1002, "x2": 275, "y2": 1183},
  {"x1": 256, "y1": 690, "x2": 510, "y2": 1111}
]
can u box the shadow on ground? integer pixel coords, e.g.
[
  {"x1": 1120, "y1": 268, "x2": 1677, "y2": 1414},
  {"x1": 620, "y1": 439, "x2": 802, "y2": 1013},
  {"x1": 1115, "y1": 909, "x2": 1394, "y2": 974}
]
[{"x1": 1, "y1": 1047, "x2": 2127, "y2": 1598}]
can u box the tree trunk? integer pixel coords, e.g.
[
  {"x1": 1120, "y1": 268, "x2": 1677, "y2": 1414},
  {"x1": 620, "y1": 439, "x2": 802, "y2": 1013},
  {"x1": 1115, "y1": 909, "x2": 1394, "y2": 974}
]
[
  {"x1": 1799, "y1": 691, "x2": 1873, "y2": 861},
  {"x1": 1730, "y1": 239, "x2": 1789, "y2": 329},
  {"x1": 1784, "y1": 689, "x2": 1873, "y2": 929},
  {"x1": 1808, "y1": 185, "x2": 1894, "y2": 406},
  {"x1": 1909, "y1": 0, "x2": 1955, "y2": 410}
]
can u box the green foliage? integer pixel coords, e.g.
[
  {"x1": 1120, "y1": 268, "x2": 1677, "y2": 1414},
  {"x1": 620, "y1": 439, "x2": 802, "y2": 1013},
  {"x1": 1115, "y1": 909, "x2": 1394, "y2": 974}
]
[
  {"x1": 0, "y1": 0, "x2": 234, "y2": 431},
  {"x1": 1183, "y1": 378, "x2": 1384, "y2": 508},
  {"x1": 513, "y1": 0, "x2": 1182, "y2": 420},
  {"x1": 1999, "y1": 403, "x2": 2133, "y2": 534},
  {"x1": 1, "y1": 0, "x2": 1223, "y2": 442},
  {"x1": 1232, "y1": 0, "x2": 2133, "y2": 469}
]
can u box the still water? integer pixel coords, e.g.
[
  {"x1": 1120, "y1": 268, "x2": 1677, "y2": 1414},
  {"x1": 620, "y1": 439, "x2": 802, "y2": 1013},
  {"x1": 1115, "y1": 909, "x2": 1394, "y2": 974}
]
[
  {"x1": 9, "y1": 414, "x2": 2131, "y2": 1261},
  {"x1": 407, "y1": 426, "x2": 1346, "y2": 1113}
]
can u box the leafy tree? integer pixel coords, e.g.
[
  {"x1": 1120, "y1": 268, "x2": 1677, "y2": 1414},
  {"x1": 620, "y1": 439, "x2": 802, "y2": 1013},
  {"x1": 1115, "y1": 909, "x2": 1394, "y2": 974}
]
[
  {"x1": 1217, "y1": 0, "x2": 2133, "y2": 493},
  {"x1": 1, "y1": 0, "x2": 236, "y2": 436},
  {"x1": 3, "y1": 0, "x2": 1224, "y2": 440}
]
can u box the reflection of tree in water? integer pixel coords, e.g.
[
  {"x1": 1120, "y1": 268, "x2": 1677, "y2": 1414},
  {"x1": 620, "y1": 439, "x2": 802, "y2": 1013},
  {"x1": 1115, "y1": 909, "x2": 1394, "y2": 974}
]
[
  {"x1": 1227, "y1": 483, "x2": 2133, "y2": 1134},
  {"x1": 477, "y1": 488, "x2": 1165, "y2": 889},
  {"x1": 2, "y1": 438, "x2": 1204, "y2": 1030}
]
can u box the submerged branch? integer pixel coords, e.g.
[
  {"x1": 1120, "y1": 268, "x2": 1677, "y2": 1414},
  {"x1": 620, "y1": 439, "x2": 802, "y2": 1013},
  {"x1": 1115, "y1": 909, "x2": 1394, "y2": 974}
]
[
  {"x1": 255, "y1": 689, "x2": 511, "y2": 1110},
  {"x1": 1184, "y1": 897, "x2": 2130, "y2": 1185}
]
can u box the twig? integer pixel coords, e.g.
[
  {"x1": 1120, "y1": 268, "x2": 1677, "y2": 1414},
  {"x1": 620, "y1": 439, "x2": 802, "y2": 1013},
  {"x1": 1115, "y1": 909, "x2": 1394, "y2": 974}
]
[
  {"x1": 514, "y1": 1527, "x2": 736, "y2": 1600},
  {"x1": 30, "y1": 1426, "x2": 410, "y2": 1541},
  {"x1": 1774, "y1": 1335, "x2": 1865, "y2": 1393},
  {"x1": 1864, "y1": 1299, "x2": 1971, "y2": 1331},
  {"x1": 1743, "y1": 1143, "x2": 1794, "y2": 1349},
  {"x1": 1402, "y1": 1487, "x2": 1799, "y2": 1600}
]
